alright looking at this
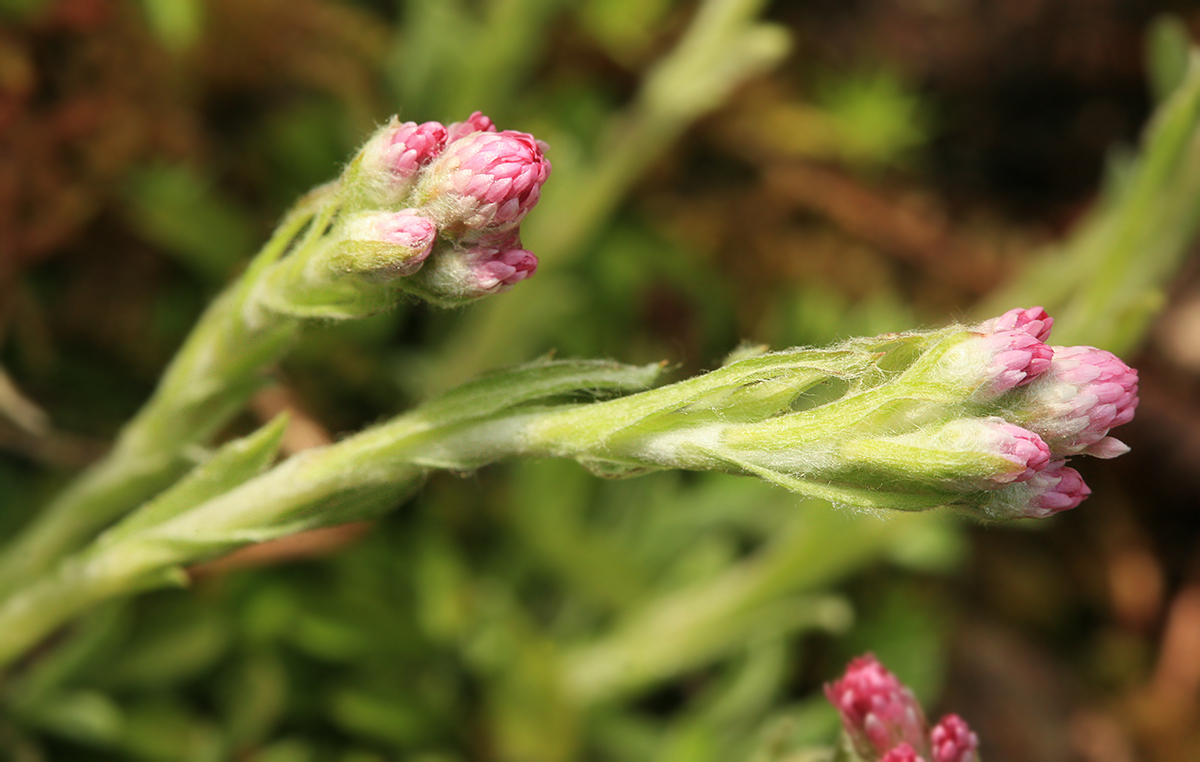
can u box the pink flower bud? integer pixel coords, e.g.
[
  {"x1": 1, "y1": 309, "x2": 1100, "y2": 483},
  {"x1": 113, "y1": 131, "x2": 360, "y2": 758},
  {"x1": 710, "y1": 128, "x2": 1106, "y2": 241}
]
[
  {"x1": 385, "y1": 120, "x2": 448, "y2": 177},
  {"x1": 415, "y1": 128, "x2": 552, "y2": 239},
  {"x1": 930, "y1": 715, "x2": 979, "y2": 762},
  {"x1": 939, "y1": 328, "x2": 1053, "y2": 400},
  {"x1": 826, "y1": 655, "x2": 930, "y2": 760},
  {"x1": 1023, "y1": 461, "x2": 1091, "y2": 518},
  {"x1": 472, "y1": 246, "x2": 538, "y2": 291},
  {"x1": 356, "y1": 118, "x2": 448, "y2": 204},
  {"x1": 403, "y1": 232, "x2": 539, "y2": 304},
  {"x1": 446, "y1": 110, "x2": 496, "y2": 142},
  {"x1": 882, "y1": 744, "x2": 928, "y2": 762},
  {"x1": 339, "y1": 210, "x2": 437, "y2": 279},
  {"x1": 981, "y1": 330, "x2": 1054, "y2": 395},
  {"x1": 1020, "y1": 345, "x2": 1138, "y2": 457},
  {"x1": 976, "y1": 306, "x2": 1053, "y2": 343},
  {"x1": 983, "y1": 420, "x2": 1052, "y2": 485}
]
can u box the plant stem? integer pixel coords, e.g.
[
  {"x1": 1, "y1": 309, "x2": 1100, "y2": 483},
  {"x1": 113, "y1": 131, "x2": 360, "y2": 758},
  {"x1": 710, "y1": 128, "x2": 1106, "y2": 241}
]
[
  {"x1": 0, "y1": 417, "x2": 428, "y2": 669},
  {"x1": 0, "y1": 191, "x2": 332, "y2": 602}
]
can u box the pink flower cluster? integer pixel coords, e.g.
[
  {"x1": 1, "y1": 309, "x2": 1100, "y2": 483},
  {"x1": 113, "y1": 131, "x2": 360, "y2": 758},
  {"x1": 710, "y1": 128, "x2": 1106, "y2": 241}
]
[
  {"x1": 965, "y1": 307, "x2": 1137, "y2": 519},
  {"x1": 353, "y1": 111, "x2": 551, "y2": 298},
  {"x1": 827, "y1": 655, "x2": 980, "y2": 762}
]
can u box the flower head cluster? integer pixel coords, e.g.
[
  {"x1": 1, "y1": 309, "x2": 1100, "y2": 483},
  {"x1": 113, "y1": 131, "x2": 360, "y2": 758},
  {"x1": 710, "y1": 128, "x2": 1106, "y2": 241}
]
[
  {"x1": 827, "y1": 655, "x2": 980, "y2": 762},
  {"x1": 825, "y1": 654, "x2": 929, "y2": 759},
  {"x1": 340, "y1": 111, "x2": 551, "y2": 304},
  {"x1": 875, "y1": 307, "x2": 1135, "y2": 518},
  {"x1": 956, "y1": 307, "x2": 1137, "y2": 518},
  {"x1": 524, "y1": 307, "x2": 1136, "y2": 521}
]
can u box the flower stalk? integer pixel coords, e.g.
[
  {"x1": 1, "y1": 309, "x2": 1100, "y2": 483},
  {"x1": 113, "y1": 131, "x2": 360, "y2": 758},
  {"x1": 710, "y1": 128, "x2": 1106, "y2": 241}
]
[
  {"x1": 0, "y1": 309, "x2": 1137, "y2": 667},
  {"x1": 0, "y1": 113, "x2": 553, "y2": 602}
]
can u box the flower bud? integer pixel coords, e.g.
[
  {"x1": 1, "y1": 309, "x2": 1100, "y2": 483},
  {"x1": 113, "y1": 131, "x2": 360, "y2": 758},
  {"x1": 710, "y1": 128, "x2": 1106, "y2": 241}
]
[
  {"x1": 882, "y1": 744, "x2": 928, "y2": 762},
  {"x1": 445, "y1": 110, "x2": 496, "y2": 142},
  {"x1": 354, "y1": 118, "x2": 448, "y2": 205},
  {"x1": 934, "y1": 329, "x2": 1053, "y2": 401},
  {"x1": 1023, "y1": 461, "x2": 1091, "y2": 517},
  {"x1": 838, "y1": 418, "x2": 1052, "y2": 492},
  {"x1": 1018, "y1": 345, "x2": 1138, "y2": 457},
  {"x1": 982, "y1": 460, "x2": 1091, "y2": 519},
  {"x1": 333, "y1": 210, "x2": 438, "y2": 280},
  {"x1": 826, "y1": 654, "x2": 930, "y2": 760},
  {"x1": 930, "y1": 715, "x2": 980, "y2": 762},
  {"x1": 976, "y1": 306, "x2": 1053, "y2": 343},
  {"x1": 413, "y1": 127, "x2": 552, "y2": 240},
  {"x1": 401, "y1": 233, "x2": 538, "y2": 305},
  {"x1": 980, "y1": 420, "x2": 1053, "y2": 483}
]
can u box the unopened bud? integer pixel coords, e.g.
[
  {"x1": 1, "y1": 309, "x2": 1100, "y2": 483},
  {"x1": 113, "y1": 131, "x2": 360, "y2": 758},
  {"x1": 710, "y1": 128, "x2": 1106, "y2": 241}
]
[
  {"x1": 1023, "y1": 461, "x2": 1091, "y2": 518},
  {"x1": 882, "y1": 744, "x2": 928, "y2": 762},
  {"x1": 937, "y1": 329, "x2": 1053, "y2": 400},
  {"x1": 1016, "y1": 345, "x2": 1138, "y2": 458},
  {"x1": 826, "y1": 654, "x2": 930, "y2": 760},
  {"x1": 333, "y1": 210, "x2": 438, "y2": 280},
  {"x1": 353, "y1": 117, "x2": 448, "y2": 205},
  {"x1": 930, "y1": 715, "x2": 980, "y2": 762},
  {"x1": 982, "y1": 460, "x2": 1091, "y2": 519},
  {"x1": 976, "y1": 306, "x2": 1053, "y2": 343},
  {"x1": 839, "y1": 418, "x2": 1052, "y2": 492},
  {"x1": 413, "y1": 127, "x2": 551, "y2": 240},
  {"x1": 401, "y1": 234, "x2": 538, "y2": 305},
  {"x1": 446, "y1": 110, "x2": 496, "y2": 142}
]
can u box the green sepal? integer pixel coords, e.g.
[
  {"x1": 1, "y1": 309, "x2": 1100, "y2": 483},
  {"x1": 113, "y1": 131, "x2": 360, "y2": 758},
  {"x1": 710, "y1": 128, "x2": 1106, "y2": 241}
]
[{"x1": 837, "y1": 437, "x2": 1019, "y2": 487}]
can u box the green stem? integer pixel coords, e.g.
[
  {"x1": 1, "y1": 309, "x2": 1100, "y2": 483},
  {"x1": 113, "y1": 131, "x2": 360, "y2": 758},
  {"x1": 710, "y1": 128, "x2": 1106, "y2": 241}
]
[
  {"x1": 0, "y1": 191, "x2": 332, "y2": 601},
  {"x1": 0, "y1": 418, "x2": 427, "y2": 669}
]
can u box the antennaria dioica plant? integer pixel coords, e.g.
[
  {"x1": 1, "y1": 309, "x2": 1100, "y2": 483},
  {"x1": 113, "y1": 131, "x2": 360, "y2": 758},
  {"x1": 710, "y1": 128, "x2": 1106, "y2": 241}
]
[{"x1": 2, "y1": 5, "x2": 1198, "y2": 761}]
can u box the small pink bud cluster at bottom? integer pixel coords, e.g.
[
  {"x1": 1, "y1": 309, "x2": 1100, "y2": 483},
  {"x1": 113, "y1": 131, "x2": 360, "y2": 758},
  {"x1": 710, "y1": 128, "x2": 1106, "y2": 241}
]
[
  {"x1": 882, "y1": 744, "x2": 926, "y2": 762},
  {"x1": 472, "y1": 247, "x2": 538, "y2": 291},
  {"x1": 1021, "y1": 461, "x2": 1092, "y2": 519},
  {"x1": 825, "y1": 654, "x2": 929, "y2": 759},
  {"x1": 827, "y1": 655, "x2": 981, "y2": 762},
  {"x1": 959, "y1": 308, "x2": 1138, "y2": 519},
  {"x1": 930, "y1": 714, "x2": 979, "y2": 762}
]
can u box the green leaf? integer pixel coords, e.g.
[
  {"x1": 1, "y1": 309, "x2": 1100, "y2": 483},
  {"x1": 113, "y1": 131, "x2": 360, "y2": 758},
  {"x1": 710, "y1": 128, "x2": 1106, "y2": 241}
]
[
  {"x1": 100, "y1": 415, "x2": 289, "y2": 545},
  {"x1": 413, "y1": 358, "x2": 663, "y2": 427},
  {"x1": 1147, "y1": 15, "x2": 1193, "y2": 104}
]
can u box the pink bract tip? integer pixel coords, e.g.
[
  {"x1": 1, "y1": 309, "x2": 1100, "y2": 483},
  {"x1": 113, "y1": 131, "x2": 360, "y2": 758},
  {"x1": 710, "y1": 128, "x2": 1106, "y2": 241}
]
[
  {"x1": 1023, "y1": 462, "x2": 1091, "y2": 518},
  {"x1": 446, "y1": 110, "x2": 497, "y2": 142},
  {"x1": 826, "y1": 654, "x2": 929, "y2": 759},
  {"x1": 979, "y1": 330, "x2": 1054, "y2": 396},
  {"x1": 978, "y1": 307, "x2": 1053, "y2": 343},
  {"x1": 986, "y1": 421, "x2": 1052, "y2": 484},
  {"x1": 372, "y1": 210, "x2": 436, "y2": 253},
  {"x1": 1023, "y1": 345, "x2": 1139, "y2": 456},
  {"x1": 882, "y1": 744, "x2": 928, "y2": 762},
  {"x1": 931, "y1": 715, "x2": 979, "y2": 762},
  {"x1": 386, "y1": 120, "x2": 448, "y2": 176},
  {"x1": 470, "y1": 246, "x2": 538, "y2": 292}
]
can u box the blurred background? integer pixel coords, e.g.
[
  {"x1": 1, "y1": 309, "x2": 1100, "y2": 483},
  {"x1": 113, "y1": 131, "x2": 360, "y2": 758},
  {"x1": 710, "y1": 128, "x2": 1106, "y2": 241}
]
[{"x1": 2, "y1": 0, "x2": 1200, "y2": 760}]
